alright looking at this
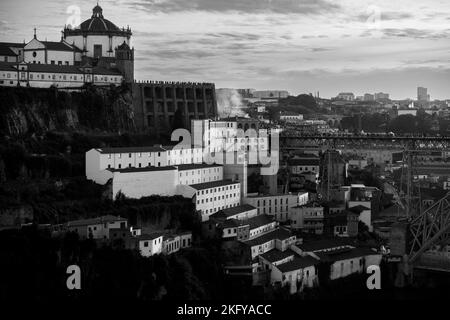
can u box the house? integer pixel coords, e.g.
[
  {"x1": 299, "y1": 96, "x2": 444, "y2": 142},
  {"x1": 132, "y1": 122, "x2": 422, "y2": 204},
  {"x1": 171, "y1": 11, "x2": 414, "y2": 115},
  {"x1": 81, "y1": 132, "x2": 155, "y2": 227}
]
[
  {"x1": 67, "y1": 215, "x2": 127, "y2": 239},
  {"x1": 178, "y1": 180, "x2": 241, "y2": 222},
  {"x1": 271, "y1": 256, "x2": 319, "y2": 293},
  {"x1": 209, "y1": 204, "x2": 258, "y2": 221},
  {"x1": 295, "y1": 238, "x2": 381, "y2": 281},
  {"x1": 325, "y1": 211, "x2": 359, "y2": 237},
  {"x1": 0, "y1": 43, "x2": 20, "y2": 62},
  {"x1": 163, "y1": 232, "x2": 193, "y2": 255},
  {"x1": 290, "y1": 202, "x2": 324, "y2": 234},
  {"x1": 137, "y1": 232, "x2": 164, "y2": 257},
  {"x1": 204, "y1": 207, "x2": 276, "y2": 241},
  {"x1": 315, "y1": 247, "x2": 382, "y2": 280},
  {"x1": 138, "y1": 231, "x2": 193, "y2": 257},
  {"x1": 243, "y1": 227, "x2": 297, "y2": 260},
  {"x1": 244, "y1": 192, "x2": 309, "y2": 222},
  {"x1": 259, "y1": 248, "x2": 319, "y2": 294},
  {"x1": 288, "y1": 158, "x2": 320, "y2": 176}
]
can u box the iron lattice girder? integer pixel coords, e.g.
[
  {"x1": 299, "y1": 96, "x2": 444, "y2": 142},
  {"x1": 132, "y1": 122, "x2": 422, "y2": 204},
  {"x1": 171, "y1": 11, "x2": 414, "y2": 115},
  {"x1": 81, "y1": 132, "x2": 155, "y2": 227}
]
[
  {"x1": 409, "y1": 193, "x2": 450, "y2": 264},
  {"x1": 281, "y1": 135, "x2": 450, "y2": 151}
]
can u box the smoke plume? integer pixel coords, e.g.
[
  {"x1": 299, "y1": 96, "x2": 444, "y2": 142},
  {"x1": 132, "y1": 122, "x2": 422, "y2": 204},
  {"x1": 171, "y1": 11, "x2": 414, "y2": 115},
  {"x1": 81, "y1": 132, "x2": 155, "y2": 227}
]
[{"x1": 216, "y1": 88, "x2": 248, "y2": 118}]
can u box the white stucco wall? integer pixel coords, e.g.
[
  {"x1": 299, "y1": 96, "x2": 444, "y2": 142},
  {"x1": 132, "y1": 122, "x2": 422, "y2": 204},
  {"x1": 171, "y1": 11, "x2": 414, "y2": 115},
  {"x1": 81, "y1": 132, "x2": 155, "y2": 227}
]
[
  {"x1": 244, "y1": 193, "x2": 308, "y2": 222},
  {"x1": 139, "y1": 236, "x2": 163, "y2": 257},
  {"x1": 178, "y1": 165, "x2": 223, "y2": 185},
  {"x1": 112, "y1": 169, "x2": 178, "y2": 199}
]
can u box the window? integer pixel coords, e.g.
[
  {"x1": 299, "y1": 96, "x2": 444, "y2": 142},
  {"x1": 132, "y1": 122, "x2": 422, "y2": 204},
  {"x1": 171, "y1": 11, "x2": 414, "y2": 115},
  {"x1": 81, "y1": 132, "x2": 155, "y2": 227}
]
[
  {"x1": 58, "y1": 61, "x2": 62, "y2": 65},
  {"x1": 65, "y1": 61, "x2": 69, "y2": 65},
  {"x1": 143, "y1": 241, "x2": 148, "y2": 247},
  {"x1": 51, "y1": 60, "x2": 55, "y2": 65}
]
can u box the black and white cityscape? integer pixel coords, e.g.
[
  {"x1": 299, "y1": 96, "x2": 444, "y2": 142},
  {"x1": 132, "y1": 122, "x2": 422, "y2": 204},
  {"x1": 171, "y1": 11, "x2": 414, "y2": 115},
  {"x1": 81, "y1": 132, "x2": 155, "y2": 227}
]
[{"x1": 1, "y1": 0, "x2": 450, "y2": 309}]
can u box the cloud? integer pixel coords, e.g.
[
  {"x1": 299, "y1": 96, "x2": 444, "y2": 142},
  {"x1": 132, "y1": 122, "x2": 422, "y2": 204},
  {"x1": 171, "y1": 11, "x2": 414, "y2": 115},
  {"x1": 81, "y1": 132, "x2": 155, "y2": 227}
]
[
  {"x1": 355, "y1": 11, "x2": 414, "y2": 22},
  {"x1": 382, "y1": 28, "x2": 450, "y2": 39},
  {"x1": 129, "y1": 0, "x2": 340, "y2": 14}
]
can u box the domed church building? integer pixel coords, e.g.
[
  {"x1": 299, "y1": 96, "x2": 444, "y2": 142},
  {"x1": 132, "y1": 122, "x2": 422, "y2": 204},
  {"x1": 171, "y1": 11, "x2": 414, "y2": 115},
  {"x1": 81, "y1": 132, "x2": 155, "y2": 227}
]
[{"x1": 63, "y1": 3, "x2": 132, "y2": 59}]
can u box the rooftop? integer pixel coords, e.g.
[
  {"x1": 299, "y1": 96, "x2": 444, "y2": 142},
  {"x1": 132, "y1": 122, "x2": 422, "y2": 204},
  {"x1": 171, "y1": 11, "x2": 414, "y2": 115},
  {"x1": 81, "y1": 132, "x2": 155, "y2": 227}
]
[
  {"x1": 348, "y1": 205, "x2": 371, "y2": 213},
  {"x1": 275, "y1": 256, "x2": 319, "y2": 273},
  {"x1": 211, "y1": 204, "x2": 257, "y2": 219},
  {"x1": 96, "y1": 146, "x2": 166, "y2": 154},
  {"x1": 107, "y1": 166, "x2": 177, "y2": 173},
  {"x1": 243, "y1": 227, "x2": 294, "y2": 247},
  {"x1": 260, "y1": 248, "x2": 295, "y2": 263},
  {"x1": 297, "y1": 238, "x2": 354, "y2": 252},
  {"x1": 246, "y1": 214, "x2": 275, "y2": 230},
  {"x1": 0, "y1": 44, "x2": 17, "y2": 57},
  {"x1": 176, "y1": 163, "x2": 222, "y2": 171},
  {"x1": 0, "y1": 42, "x2": 25, "y2": 48},
  {"x1": 190, "y1": 179, "x2": 239, "y2": 191},
  {"x1": 136, "y1": 232, "x2": 164, "y2": 241},
  {"x1": 67, "y1": 215, "x2": 126, "y2": 227},
  {"x1": 316, "y1": 247, "x2": 378, "y2": 263},
  {"x1": 245, "y1": 192, "x2": 303, "y2": 199},
  {"x1": 40, "y1": 41, "x2": 82, "y2": 52},
  {"x1": 288, "y1": 158, "x2": 320, "y2": 166}
]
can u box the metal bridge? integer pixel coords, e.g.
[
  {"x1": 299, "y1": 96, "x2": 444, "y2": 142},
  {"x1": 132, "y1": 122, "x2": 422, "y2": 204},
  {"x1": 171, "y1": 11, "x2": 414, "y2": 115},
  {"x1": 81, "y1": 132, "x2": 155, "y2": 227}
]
[
  {"x1": 280, "y1": 134, "x2": 450, "y2": 151},
  {"x1": 408, "y1": 193, "x2": 450, "y2": 272},
  {"x1": 281, "y1": 133, "x2": 450, "y2": 275}
]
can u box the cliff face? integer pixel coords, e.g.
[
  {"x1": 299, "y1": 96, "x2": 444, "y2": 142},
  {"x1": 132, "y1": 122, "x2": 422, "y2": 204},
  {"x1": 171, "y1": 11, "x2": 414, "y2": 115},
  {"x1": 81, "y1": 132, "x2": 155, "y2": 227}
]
[{"x1": 0, "y1": 85, "x2": 135, "y2": 137}]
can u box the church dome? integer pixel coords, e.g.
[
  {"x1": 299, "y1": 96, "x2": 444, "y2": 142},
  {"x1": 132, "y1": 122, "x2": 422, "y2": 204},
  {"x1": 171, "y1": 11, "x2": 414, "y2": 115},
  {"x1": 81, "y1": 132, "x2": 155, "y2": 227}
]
[{"x1": 79, "y1": 5, "x2": 121, "y2": 33}]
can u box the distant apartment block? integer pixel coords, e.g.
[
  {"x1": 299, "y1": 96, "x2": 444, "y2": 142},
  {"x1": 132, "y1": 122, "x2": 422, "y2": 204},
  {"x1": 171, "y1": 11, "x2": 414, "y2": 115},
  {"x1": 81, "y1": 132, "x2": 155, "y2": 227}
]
[
  {"x1": 363, "y1": 93, "x2": 374, "y2": 101},
  {"x1": 336, "y1": 92, "x2": 354, "y2": 101},
  {"x1": 374, "y1": 92, "x2": 390, "y2": 101},
  {"x1": 417, "y1": 86, "x2": 429, "y2": 102}
]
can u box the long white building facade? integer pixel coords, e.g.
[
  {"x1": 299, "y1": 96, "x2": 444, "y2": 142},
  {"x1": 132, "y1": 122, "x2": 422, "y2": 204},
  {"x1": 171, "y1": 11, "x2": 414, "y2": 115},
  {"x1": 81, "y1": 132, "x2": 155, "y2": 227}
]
[{"x1": 86, "y1": 145, "x2": 241, "y2": 221}]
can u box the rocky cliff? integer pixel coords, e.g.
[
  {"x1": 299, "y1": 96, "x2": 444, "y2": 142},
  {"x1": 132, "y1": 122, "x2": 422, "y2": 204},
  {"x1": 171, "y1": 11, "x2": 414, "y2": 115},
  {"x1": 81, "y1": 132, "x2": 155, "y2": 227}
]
[{"x1": 0, "y1": 85, "x2": 136, "y2": 137}]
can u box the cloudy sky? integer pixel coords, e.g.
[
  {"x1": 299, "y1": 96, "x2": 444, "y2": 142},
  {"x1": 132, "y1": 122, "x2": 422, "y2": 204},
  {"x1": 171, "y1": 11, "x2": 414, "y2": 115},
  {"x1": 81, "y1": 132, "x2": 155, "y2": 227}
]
[{"x1": 1, "y1": 0, "x2": 450, "y2": 99}]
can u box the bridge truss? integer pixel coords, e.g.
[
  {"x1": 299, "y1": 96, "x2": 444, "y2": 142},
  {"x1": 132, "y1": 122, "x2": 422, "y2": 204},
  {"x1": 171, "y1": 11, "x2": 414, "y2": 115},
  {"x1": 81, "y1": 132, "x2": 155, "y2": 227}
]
[
  {"x1": 408, "y1": 193, "x2": 450, "y2": 264},
  {"x1": 281, "y1": 134, "x2": 450, "y2": 266}
]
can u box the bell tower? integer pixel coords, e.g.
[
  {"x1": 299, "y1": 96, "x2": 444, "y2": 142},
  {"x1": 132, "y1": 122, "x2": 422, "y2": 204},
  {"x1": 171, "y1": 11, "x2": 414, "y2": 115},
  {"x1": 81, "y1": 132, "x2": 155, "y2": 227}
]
[{"x1": 115, "y1": 41, "x2": 134, "y2": 83}]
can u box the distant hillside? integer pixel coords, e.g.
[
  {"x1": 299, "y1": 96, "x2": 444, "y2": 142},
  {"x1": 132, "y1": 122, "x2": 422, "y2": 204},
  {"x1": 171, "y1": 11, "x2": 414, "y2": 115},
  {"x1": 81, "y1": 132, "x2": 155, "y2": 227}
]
[
  {"x1": 0, "y1": 85, "x2": 135, "y2": 137},
  {"x1": 278, "y1": 94, "x2": 318, "y2": 112}
]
